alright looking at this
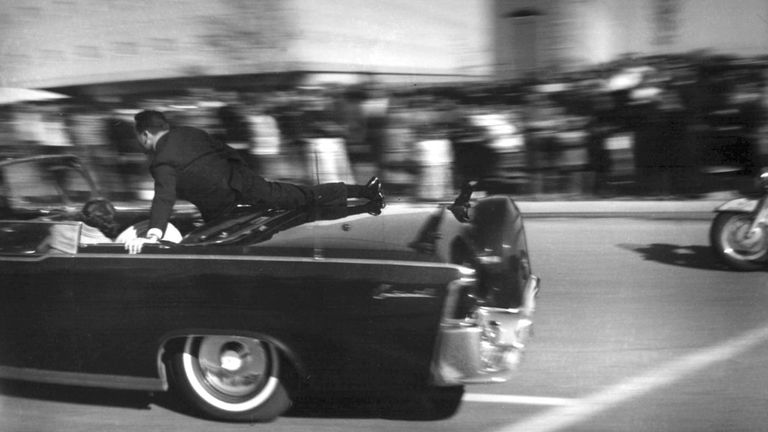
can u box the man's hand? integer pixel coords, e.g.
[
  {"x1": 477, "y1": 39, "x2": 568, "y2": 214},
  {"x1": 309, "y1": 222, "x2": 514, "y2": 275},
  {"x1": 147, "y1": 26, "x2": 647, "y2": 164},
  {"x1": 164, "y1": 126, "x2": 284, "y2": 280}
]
[{"x1": 124, "y1": 233, "x2": 160, "y2": 254}]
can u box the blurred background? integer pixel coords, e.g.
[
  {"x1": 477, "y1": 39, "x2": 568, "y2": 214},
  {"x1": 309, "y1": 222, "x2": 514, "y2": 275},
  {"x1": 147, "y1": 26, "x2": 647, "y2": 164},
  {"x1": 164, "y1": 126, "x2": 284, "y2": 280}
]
[{"x1": 1, "y1": 0, "x2": 767, "y2": 202}]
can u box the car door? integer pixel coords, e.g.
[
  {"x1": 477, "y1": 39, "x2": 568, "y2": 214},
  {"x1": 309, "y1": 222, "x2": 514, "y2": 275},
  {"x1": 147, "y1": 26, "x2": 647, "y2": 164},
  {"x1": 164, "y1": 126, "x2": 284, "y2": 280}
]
[{"x1": 0, "y1": 221, "x2": 83, "y2": 373}]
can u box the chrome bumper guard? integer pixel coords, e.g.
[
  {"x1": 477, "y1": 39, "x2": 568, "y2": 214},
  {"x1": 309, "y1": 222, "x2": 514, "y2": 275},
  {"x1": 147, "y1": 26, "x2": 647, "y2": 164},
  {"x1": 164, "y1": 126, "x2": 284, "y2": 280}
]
[{"x1": 431, "y1": 275, "x2": 540, "y2": 385}]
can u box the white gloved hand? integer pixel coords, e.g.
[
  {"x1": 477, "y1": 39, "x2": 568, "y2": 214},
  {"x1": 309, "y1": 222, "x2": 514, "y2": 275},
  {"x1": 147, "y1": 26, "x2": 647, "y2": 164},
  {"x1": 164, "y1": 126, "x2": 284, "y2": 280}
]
[{"x1": 124, "y1": 234, "x2": 159, "y2": 254}]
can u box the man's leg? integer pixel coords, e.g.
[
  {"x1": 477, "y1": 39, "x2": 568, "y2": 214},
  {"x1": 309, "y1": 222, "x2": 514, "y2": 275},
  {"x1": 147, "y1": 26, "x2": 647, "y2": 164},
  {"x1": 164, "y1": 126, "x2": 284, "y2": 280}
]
[
  {"x1": 345, "y1": 177, "x2": 383, "y2": 202},
  {"x1": 234, "y1": 164, "x2": 381, "y2": 210}
]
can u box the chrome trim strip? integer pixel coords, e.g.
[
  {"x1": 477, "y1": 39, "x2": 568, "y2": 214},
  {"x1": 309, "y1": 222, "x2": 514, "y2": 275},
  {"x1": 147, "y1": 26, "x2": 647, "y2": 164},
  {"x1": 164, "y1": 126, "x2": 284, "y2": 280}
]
[
  {"x1": 0, "y1": 255, "x2": 70, "y2": 262},
  {"x1": 0, "y1": 366, "x2": 165, "y2": 392},
  {"x1": 0, "y1": 252, "x2": 473, "y2": 272}
]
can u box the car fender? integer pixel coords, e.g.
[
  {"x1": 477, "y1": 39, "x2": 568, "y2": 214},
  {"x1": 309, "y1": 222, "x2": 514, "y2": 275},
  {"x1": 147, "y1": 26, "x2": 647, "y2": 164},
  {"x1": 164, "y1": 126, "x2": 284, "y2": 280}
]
[
  {"x1": 714, "y1": 197, "x2": 759, "y2": 213},
  {"x1": 465, "y1": 196, "x2": 529, "y2": 309}
]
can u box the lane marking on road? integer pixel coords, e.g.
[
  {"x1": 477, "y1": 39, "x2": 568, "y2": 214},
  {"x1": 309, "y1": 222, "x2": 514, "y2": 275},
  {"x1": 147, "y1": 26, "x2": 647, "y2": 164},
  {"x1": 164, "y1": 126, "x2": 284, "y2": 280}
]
[
  {"x1": 464, "y1": 393, "x2": 578, "y2": 406},
  {"x1": 486, "y1": 322, "x2": 768, "y2": 432}
]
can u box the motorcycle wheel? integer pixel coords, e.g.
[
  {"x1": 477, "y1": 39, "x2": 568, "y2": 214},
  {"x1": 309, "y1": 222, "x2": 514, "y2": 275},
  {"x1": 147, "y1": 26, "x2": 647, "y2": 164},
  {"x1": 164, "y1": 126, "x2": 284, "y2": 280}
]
[{"x1": 709, "y1": 212, "x2": 767, "y2": 271}]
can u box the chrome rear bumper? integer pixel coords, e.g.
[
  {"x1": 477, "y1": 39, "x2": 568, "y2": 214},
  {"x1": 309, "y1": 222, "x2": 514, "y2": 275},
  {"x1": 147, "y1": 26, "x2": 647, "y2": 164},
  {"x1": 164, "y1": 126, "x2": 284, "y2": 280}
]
[{"x1": 431, "y1": 275, "x2": 540, "y2": 385}]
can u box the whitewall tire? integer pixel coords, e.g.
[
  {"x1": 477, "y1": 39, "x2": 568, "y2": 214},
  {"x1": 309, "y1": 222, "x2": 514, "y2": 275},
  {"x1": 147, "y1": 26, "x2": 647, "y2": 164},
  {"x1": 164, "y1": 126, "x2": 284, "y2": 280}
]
[{"x1": 169, "y1": 335, "x2": 292, "y2": 422}]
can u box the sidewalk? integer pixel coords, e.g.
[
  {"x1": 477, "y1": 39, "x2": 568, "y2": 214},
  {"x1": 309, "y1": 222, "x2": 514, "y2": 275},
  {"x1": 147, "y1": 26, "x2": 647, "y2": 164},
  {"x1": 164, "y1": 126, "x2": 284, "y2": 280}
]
[
  {"x1": 514, "y1": 192, "x2": 733, "y2": 219},
  {"x1": 517, "y1": 200, "x2": 720, "y2": 219}
]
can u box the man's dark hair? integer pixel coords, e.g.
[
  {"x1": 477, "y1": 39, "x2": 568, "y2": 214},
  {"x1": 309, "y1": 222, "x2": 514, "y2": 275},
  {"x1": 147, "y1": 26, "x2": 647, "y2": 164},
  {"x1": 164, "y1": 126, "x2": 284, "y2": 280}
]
[
  {"x1": 78, "y1": 198, "x2": 119, "y2": 238},
  {"x1": 134, "y1": 110, "x2": 170, "y2": 134}
]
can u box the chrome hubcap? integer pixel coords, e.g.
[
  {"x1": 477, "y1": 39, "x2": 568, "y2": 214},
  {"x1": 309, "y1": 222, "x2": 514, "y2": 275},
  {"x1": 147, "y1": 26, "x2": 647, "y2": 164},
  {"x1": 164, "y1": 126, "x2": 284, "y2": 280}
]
[
  {"x1": 722, "y1": 215, "x2": 767, "y2": 261},
  {"x1": 193, "y1": 336, "x2": 270, "y2": 399}
]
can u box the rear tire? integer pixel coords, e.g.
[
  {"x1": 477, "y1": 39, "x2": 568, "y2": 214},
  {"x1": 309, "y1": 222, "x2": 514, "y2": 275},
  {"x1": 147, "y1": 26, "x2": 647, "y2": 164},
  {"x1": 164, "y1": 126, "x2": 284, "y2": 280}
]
[
  {"x1": 168, "y1": 335, "x2": 292, "y2": 422},
  {"x1": 710, "y1": 212, "x2": 766, "y2": 271}
]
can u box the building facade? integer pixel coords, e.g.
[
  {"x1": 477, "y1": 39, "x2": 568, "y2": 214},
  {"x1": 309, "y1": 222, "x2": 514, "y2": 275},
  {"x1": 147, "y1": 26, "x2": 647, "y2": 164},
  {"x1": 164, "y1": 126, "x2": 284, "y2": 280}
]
[
  {"x1": 0, "y1": 0, "x2": 492, "y2": 91},
  {"x1": 0, "y1": 0, "x2": 766, "y2": 90},
  {"x1": 494, "y1": 0, "x2": 768, "y2": 79}
]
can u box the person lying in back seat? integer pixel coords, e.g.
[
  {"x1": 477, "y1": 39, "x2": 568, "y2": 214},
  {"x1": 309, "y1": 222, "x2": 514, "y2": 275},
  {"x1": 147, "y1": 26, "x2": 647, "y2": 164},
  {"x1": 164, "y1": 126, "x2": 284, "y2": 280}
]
[
  {"x1": 44, "y1": 199, "x2": 181, "y2": 253},
  {"x1": 43, "y1": 199, "x2": 118, "y2": 253}
]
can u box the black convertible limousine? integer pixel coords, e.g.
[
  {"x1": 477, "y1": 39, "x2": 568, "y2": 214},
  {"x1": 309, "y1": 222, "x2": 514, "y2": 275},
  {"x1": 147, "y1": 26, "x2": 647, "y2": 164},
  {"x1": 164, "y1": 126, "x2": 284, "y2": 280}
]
[{"x1": 0, "y1": 155, "x2": 540, "y2": 422}]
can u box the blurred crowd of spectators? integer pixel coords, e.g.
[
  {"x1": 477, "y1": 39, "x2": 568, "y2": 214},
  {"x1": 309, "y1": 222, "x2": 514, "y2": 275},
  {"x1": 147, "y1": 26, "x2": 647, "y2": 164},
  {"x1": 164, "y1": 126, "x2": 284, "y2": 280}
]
[{"x1": 2, "y1": 52, "x2": 767, "y2": 201}]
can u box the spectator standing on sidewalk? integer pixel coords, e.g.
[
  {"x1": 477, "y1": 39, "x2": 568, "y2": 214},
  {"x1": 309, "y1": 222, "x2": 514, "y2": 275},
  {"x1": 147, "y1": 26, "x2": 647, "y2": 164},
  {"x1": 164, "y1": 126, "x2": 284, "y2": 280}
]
[{"x1": 585, "y1": 88, "x2": 616, "y2": 196}]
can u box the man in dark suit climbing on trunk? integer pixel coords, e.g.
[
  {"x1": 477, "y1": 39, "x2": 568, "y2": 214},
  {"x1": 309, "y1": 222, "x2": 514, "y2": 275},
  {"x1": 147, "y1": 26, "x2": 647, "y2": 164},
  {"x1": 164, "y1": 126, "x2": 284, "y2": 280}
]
[{"x1": 126, "y1": 110, "x2": 383, "y2": 254}]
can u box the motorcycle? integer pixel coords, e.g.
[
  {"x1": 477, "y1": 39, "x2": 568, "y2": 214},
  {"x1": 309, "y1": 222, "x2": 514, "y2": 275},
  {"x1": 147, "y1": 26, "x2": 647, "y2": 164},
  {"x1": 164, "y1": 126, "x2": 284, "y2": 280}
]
[{"x1": 710, "y1": 170, "x2": 768, "y2": 270}]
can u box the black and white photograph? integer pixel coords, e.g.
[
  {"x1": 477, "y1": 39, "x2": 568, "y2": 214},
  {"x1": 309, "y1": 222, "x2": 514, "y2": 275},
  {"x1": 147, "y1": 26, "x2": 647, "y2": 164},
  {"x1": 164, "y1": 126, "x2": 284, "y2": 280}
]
[{"x1": 1, "y1": 1, "x2": 767, "y2": 431}]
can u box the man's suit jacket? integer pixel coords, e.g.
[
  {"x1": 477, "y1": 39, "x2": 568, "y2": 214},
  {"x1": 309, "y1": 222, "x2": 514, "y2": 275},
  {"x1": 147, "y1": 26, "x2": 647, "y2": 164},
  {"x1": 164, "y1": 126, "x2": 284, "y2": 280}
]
[
  {"x1": 147, "y1": 126, "x2": 348, "y2": 235},
  {"x1": 148, "y1": 126, "x2": 241, "y2": 232}
]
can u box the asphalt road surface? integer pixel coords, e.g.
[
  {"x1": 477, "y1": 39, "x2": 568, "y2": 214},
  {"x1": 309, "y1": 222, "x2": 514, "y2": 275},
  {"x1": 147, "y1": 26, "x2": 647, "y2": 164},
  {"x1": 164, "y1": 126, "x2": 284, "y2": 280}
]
[{"x1": 2, "y1": 216, "x2": 767, "y2": 432}]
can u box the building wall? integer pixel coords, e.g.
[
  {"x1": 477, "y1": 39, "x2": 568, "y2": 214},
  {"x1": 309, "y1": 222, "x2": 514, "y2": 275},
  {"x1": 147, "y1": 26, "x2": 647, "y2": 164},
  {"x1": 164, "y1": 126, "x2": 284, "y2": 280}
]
[
  {"x1": 676, "y1": 0, "x2": 768, "y2": 55},
  {"x1": 289, "y1": 0, "x2": 492, "y2": 77},
  {"x1": 494, "y1": 0, "x2": 768, "y2": 79},
  {"x1": 0, "y1": 0, "x2": 492, "y2": 89},
  {"x1": 2, "y1": 0, "x2": 765, "y2": 89},
  {"x1": 0, "y1": 0, "x2": 295, "y2": 88}
]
